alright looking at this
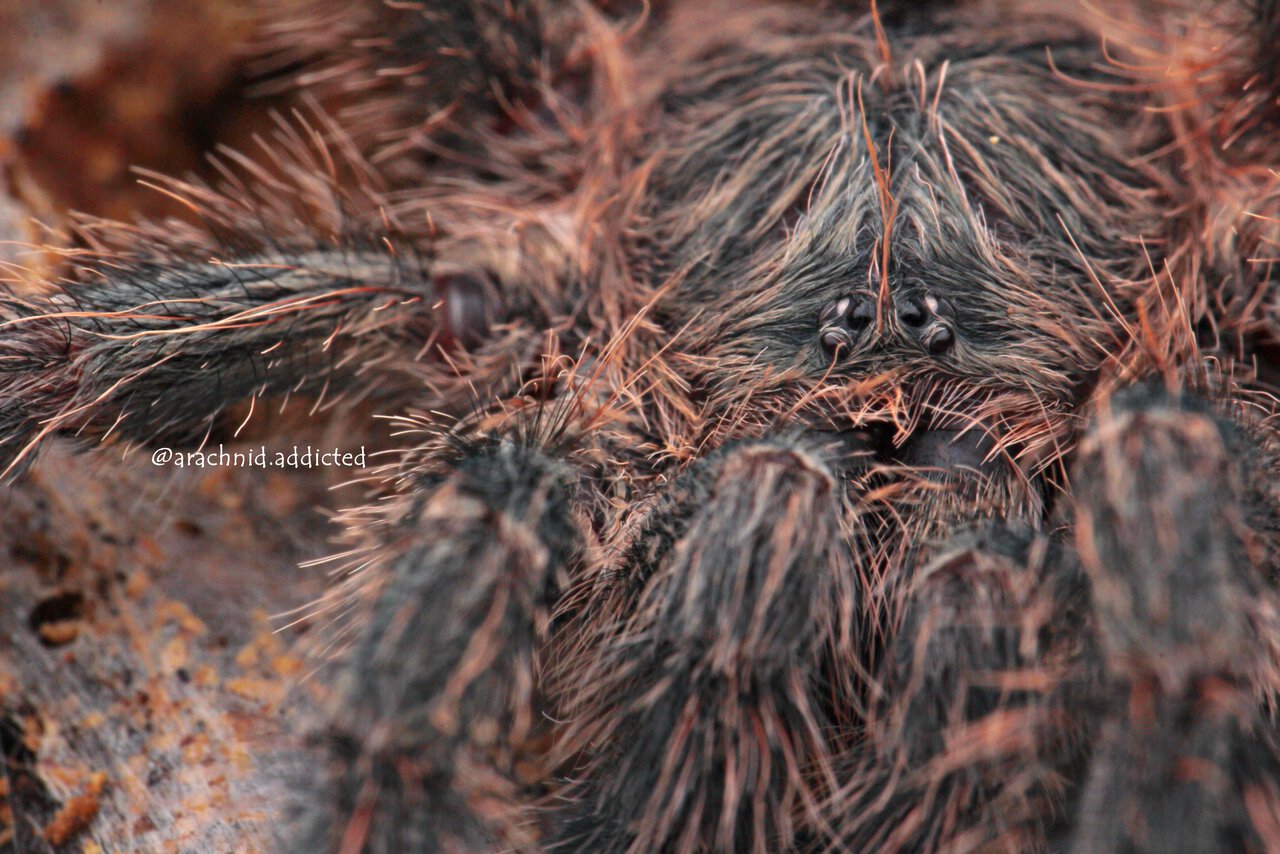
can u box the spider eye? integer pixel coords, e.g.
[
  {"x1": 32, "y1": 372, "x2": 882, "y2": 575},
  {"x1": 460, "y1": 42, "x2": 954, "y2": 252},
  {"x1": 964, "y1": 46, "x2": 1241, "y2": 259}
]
[
  {"x1": 924, "y1": 326, "x2": 954, "y2": 354},
  {"x1": 896, "y1": 295, "x2": 927, "y2": 328},
  {"x1": 848, "y1": 297, "x2": 875, "y2": 331},
  {"x1": 432, "y1": 270, "x2": 495, "y2": 349},
  {"x1": 818, "y1": 295, "x2": 876, "y2": 355}
]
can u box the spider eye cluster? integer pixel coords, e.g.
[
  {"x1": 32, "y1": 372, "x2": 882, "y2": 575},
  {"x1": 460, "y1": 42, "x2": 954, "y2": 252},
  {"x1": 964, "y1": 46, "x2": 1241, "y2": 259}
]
[{"x1": 817, "y1": 289, "x2": 956, "y2": 357}]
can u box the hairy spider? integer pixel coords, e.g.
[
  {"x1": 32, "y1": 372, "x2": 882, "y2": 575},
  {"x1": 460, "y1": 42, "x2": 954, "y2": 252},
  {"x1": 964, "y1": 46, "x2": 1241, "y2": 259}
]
[{"x1": 3, "y1": 0, "x2": 1280, "y2": 851}]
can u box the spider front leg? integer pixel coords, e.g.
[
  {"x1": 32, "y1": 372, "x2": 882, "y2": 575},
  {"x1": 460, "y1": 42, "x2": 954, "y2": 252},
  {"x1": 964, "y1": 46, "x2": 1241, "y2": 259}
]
[
  {"x1": 0, "y1": 123, "x2": 558, "y2": 477},
  {"x1": 1068, "y1": 385, "x2": 1280, "y2": 853},
  {"x1": 828, "y1": 524, "x2": 1091, "y2": 852},
  {"x1": 0, "y1": 240, "x2": 522, "y2": 475},
  {"x1": 294, "y1": 436, "x2": 587, "y2": 853},
  {"x1": 553, "y1": 438, "x2": 858, "y2": 854}
]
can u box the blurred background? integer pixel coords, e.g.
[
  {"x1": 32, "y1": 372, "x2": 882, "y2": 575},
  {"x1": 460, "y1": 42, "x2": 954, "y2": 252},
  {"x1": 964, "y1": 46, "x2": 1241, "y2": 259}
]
[{"x1": 0, "y1": 4, "x2": 359, "y2": 852}]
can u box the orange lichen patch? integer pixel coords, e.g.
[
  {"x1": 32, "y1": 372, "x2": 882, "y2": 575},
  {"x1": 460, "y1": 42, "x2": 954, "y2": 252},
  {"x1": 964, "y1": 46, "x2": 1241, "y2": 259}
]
[
  {"x1": 230, "y1": 744, "x2": 254, "y2": 774},
  {"x1": 194, "y1": 664, "x2": 221, "y2": 688},
  {"x1": 43, "y1": 771, "x2": 107, "y2": 846},
  {"x1": 78, "y1": 712, "x2": 105, "y2": 730},
  {"x1": 226, "y1": 678, "x2": 288, "y2": 709},
  {"x1": 44, "y1": 764, "x2": 91, "y2": 791},
  {"x1": 160, "y1": 635, "x2": 191, "y2": 673},
  {"x1": 153, "y1": 600, "x2": 209, "y2": 637},
  {"x1": 179, "y1": 733, "x2": 212, "y2": 766},
  {"x1": 84, "y1": 840, "x2": 105, "y2": 854},
  {"x1": 121, "y1": 754, "x2": 153, "y2": 805},
  {"x1": 123, "y1": 568, "x2": 151, "y2": 600},
  {"x1": 173, "y1": 812, "x2": 202, "y2": 842},
  {"x1": 235, "y1": 610, "x2": 291, "y2": 673},
  {"x1": 183, "y1": 787, "x2": 232, "y2": 815},
  {"x1": 272, "y1": 654, "x2": 305, "y2": 678},
  {"x1": 37, "y1": 619, "x2": 82, "y2": 646},
  {"x1": 3, "y1": 435, "x2": 327, "y2": 849},
  {"x1": 225, "y1": 711, "x2": 263, "y2": 744},
  {"x1": 234, "y1": 642, "x2": 262, "y2": 671}
]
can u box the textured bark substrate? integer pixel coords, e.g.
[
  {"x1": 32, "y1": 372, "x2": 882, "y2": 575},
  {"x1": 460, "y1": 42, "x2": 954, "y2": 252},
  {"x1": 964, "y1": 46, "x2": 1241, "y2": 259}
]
[{"x1": 0, "y1": 3, "x2": 338, "y2": 850}]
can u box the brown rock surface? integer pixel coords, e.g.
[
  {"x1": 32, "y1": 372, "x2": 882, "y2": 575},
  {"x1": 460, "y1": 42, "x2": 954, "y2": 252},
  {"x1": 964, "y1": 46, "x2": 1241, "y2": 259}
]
[{"x1": 0, "y1": 3, "x2": 344, "y2": 851}]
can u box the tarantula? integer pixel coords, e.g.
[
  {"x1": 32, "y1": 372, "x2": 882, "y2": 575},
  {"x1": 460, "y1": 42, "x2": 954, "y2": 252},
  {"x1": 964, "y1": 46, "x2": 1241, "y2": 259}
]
[{"x1": 3, "y1": 0, "x2": 1280, "y2": 851}]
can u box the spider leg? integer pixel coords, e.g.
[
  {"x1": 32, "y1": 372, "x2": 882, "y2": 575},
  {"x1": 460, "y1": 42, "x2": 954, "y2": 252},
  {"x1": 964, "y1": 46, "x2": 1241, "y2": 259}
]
[
  {"x1": 0, "y1": 247, "x2": 420, "y2": 463},
  {"x1": 551, "y1": 437, "x2": 857, "y2": 854},
  {"x1": 0, "y1": 216, "x2": 555, "y2": 476},
  {"x1": 292, "y1": 437, "x2": 585, "y2": 853},
  {"x1": 827, "y1": 524, "x2": 1091, "y2": 852},
  {"x1": 1067, "y1": 384, "x2": 1280, "y2": 853},
  {"x1": 0, "y1": 83, "x2": 574, "y2": 477}
]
